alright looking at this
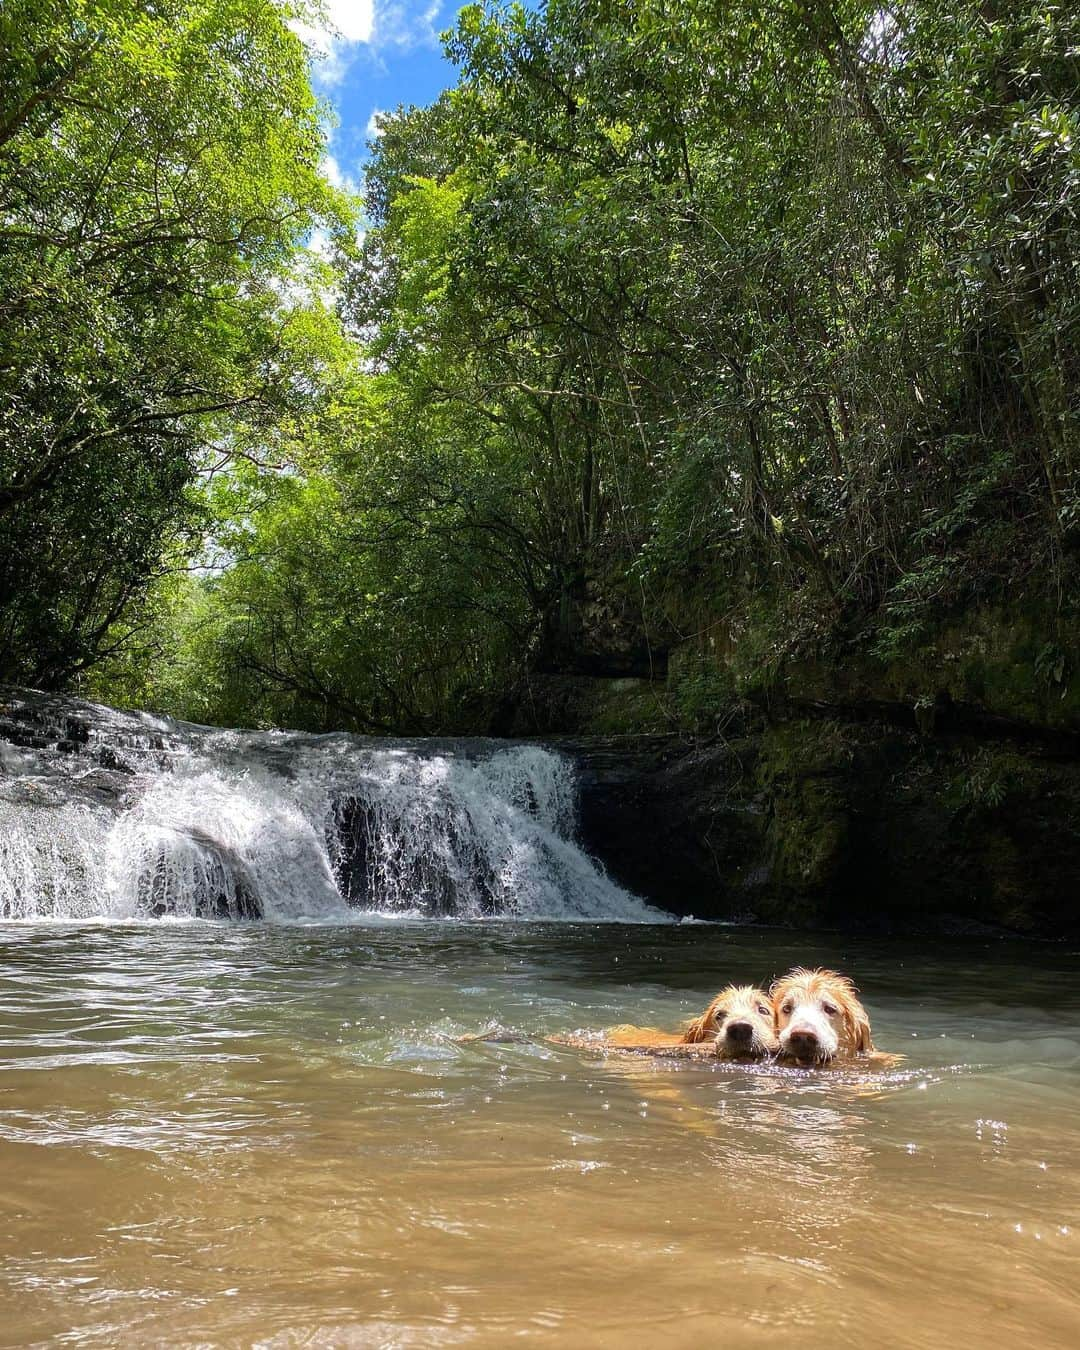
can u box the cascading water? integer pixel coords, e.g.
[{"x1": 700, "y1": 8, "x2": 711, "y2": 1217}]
[{"x1": 0, "y1": 690, "x2": 660, "y2": 923}]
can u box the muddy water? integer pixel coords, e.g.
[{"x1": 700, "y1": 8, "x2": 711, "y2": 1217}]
[{"x1": 1, "y1": 922, "x2": 1077, "y2": 1348}]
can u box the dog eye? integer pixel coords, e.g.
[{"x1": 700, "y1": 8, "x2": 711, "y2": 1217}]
[
  {"x1": 822, "y1": 1002, "x2": 839, "y2": 1016},
  {"x1": 757, "y1": 1005, "x2": 770, "y2": 1016},
  {"x1": 781, "y1": 1001, "x2": 794, "y2": 1015}
]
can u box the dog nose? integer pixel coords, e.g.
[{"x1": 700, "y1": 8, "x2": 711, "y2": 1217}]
[
  {"x1": 726, "y1": 1020, "x2": 753, "y2": 1043},
  {"x1": 788, "y1": 1029, "x2": 819, "y2": 1054}
]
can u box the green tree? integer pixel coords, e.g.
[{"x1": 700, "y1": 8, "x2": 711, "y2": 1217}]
[
  {"x1": 0, "y1": 0, "x2": 356, "y2": 686},
  {"x1": 78, "y1": 0, "x2": 1080, "y2": 732}
]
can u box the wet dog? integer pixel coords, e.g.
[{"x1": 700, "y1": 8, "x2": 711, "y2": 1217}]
[
  {"x1": 680, "y1": 983, "x2": 779, "y2": 1059},
  {"x1": 465, "y1": 974, "x2": 891, "y2": 1069},
  {"x1": 556, "y1": 983, "x2": 778, "y2": 1061},
  {"x1": 771, "y1": 968, "x2": 874, "y2": 1065}
]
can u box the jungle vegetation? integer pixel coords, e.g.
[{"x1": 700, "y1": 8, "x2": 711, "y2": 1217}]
[{"x1": 2, "y1": 1, "x2": 1077, "y2": 732}]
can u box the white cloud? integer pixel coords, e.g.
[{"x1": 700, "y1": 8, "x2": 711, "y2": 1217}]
[
  {"x1": 321, "y1": 153, "x2": 345, "y2": 189},
  {"x1": 292, "y1": 3, "x2": 447, "y2": 91},
  {"x1": 320, "y1": 152, "x2": 360, "y2": 195},
  {"x1": 307, "y1": 227, "x2": 335, "y2": 263},
  {"x1": 294, "y1": 0, "x2": 374, "y2": 47},
  {"x1": 292, "y1": 1, "x2": 375, "y2": 86},
  {"x1": 365, "y1": 108, "x2": 386, "y2": 141},
  {"x1": 326, "y1": 0, "x2": 375, "y2": 43},
  {"x1": 373, "y1": 2, "x2": 443, "y2": 50}
]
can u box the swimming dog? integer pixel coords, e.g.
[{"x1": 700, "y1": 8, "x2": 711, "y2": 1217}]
[
  {"x1": 555, "y1": 984, "x2": 778, "y2": 1061},
  {"x1": 771, "y1": 968, "x2": 874, "y2": 1065},
  {"x1": 680, "y1": 983, "x2": 779, "y2": 1059}
]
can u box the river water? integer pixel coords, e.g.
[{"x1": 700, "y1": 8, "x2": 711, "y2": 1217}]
[{"x1": 1, "y1": 920, "x2": 1077, "y2": 1348}]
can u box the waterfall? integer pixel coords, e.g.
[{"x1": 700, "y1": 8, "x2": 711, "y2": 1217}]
[{"x1": 0, "y1": 691, "x2": 660, "y2": 923}]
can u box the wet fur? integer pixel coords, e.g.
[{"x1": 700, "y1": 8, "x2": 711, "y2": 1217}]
[
  {"x1": 465, "y1": 970, "x2": 899, "y2": 1070},
  {"x1": 555, "y1": 984, "x2": 777, "y2": 1061},
  {"x1": 771, "y1": 968, "x2": 874, "y2": 1064},
  {"x1": 679, "y1": 983, "x2": 778, "y2": 1058}
]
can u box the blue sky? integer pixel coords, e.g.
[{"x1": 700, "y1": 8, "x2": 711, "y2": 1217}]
[{"x1": 295, "y1": 2, "x2": 465, "y2": 195}]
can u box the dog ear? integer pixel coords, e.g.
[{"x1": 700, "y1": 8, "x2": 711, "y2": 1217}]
[
  {"x1": 849, "y1": 1001, "x2": 874, "y2": 1053},
  {"x1": 681, "y1": 996, "x2": 722, "y2": 1044}
]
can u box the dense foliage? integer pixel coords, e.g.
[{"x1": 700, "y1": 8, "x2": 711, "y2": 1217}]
[
  {"x1": 5, "y1": 1, "x2": 1077, "y2": 730},
  {"x1": 0, "y1": 0, "x2": 352, "y2": 686},
  {"x1": 353, "y1": 0, "x2": 1079, "y2": 683}
]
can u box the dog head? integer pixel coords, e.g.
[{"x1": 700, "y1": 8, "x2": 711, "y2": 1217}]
[
  {"x1": 772, "y1": 968, "x2": 873, "y2": 1065},
  {"x1": 682, "y1": 984, "x2": 779, "y2": 1059}
]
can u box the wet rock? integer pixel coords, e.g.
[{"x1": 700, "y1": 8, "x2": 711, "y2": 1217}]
[
  {"x1": 331, "y1": 795, "x2": 373, "y2": 906},
  {"x1": 567, "y1": 722, "x2": 1080, "y2": 938},
  {"x1": 329, "y1": 791, "x2": 499, "y2": 916},
  {"x1": 94, "y1": 746, "x2": 134, "y2": 773}
]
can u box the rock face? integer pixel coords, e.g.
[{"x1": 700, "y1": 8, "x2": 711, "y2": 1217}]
[
  {"x1": 506, "y1": 594, "x2": 1080, "y2": 937},
  {"x1": 566, "y1": 722, "x2": 1080, "y2": 937}
]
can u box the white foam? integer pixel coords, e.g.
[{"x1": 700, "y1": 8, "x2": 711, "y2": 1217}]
[{"x1": 0, "y1": 716, "x2": 660, "y2": 923}]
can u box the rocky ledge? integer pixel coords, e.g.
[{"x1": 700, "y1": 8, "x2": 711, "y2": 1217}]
[{"x1": 563, "y1": 719, "x2": 1080, "y2": 938}]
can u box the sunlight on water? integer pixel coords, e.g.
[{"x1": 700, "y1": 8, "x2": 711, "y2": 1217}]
[{"x1": 0, "y1": 923, "x2": 1077, "y2": 1347}]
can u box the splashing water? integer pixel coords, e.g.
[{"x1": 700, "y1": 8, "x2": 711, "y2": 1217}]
[
  {"x1": 0, "y1": 797, "x2": 112, "y2": 921},
  {"x1": 0, "y1": 693, "x2": 658, "y2": 923}
]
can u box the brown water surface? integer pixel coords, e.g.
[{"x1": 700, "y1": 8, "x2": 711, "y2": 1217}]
[{"x1": 1, "y1": 921, "x2": 1077, "y2": 1347}]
